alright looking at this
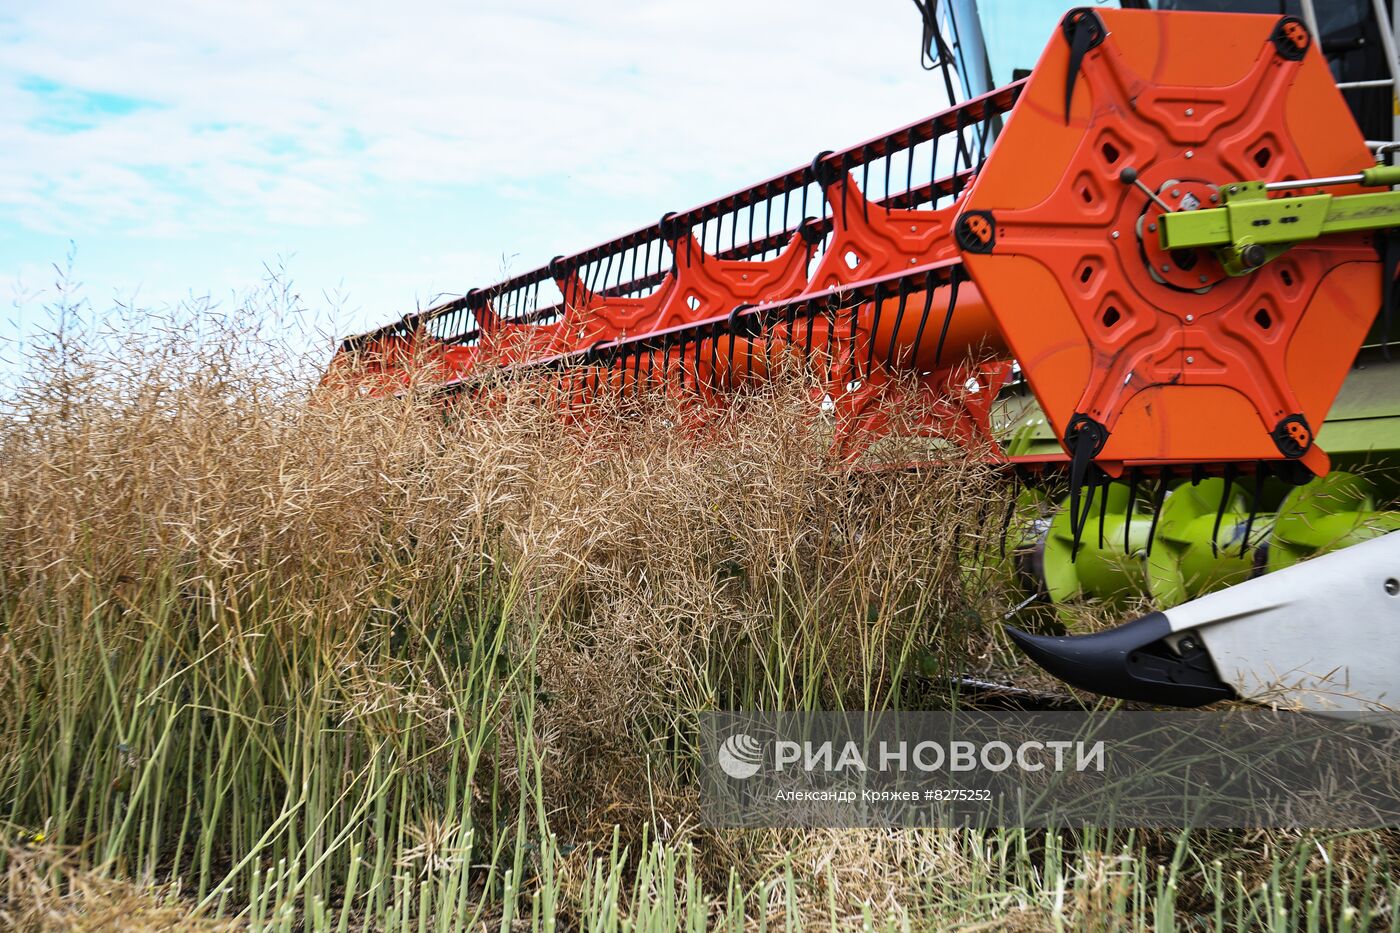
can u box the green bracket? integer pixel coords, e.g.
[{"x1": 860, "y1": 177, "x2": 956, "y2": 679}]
[{"x1": 1158, "y1": 164, "x2": 1400, "y2": 276}]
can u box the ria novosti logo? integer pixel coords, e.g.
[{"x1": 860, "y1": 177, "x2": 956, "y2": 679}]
[
  {"x1": 718, "y1": 733, "x2": 763, "y2": 779},
  {"x1": 715, "y1": 732, "x2": 1106, "y2": 779}
]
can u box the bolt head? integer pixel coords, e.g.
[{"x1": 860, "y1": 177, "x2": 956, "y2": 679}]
[
  {"x1": 1171, "y1": 189, "x2": 1181, "y2": 198},
  {"x1": 1185, "y1": 150, "x2": 1194, "y2": 159},
  {"x1": 1186, "y1": 356, "x2": 1195, "y2": 364},
  {"x1": 1162, "y1": 263, "x2": 1171, "y2": 272},
  {"x1": 1386, "y1": 577, "x2": 1400, "y2": 595},
  {"x1": 1185, "y1": 107, "x2": 1195, "y2": 116},
  {"x1": 1111, "y1": 230, "x2": 1120, "y2": 239},
  {"x1": 1148, "y1": 223, "x2": 1157, "y2": 232},
  {"x1": 1186, "y1": 314, "x2": 1194, "y2": 322}
]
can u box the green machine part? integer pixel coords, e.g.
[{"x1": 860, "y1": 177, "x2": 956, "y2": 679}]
[
  {"x1": 1040, "y1": 483, "x2": 1153, "y2": 606},
  {"x1": 1028, "y1": 471, "x2": 1398, "y2": 615},
  {"x1": 991, "y1": 353, "x2": 1400, "y2": 616},
  {"x1": 1145, "y1": 478, "x2": 1258, "y2": 608},
  {"x1": 1158, "y1": 164, "x2": 1400, "y2": 276},
  {"x1": 1269, "y1": 471, "x2": 1400, "y2": 570}
]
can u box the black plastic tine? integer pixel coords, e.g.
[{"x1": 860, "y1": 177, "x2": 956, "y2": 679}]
[
  {"x1": 933, "y1": 266, "x2": 961, "y2": 367},
  {"x1": 882, "y1": 141, "x2": 892, "y2": 214},
  {"x1": 689, "y1": 331, "x2": 701, "y2": 390},
  {"x1": 782, "y1": 187, "x2": 792, "y2": 234},
  {"x1": 1065, "y1": 426, "x2": 1090, "y2": 563},
  {"x1": 1211, "y1": 463, "x2": 1236, "y2": 558},
  {"x1": 746, "y1": 202, "x2": 755, "y2": 249},
  {"x1": 677, "y1": 334, "x2": 688, "y2": 391},
  {"x1": 909, "y1": 272, "x2": 939, "y2": 373},
  {"x1": 1145, "y1": 468, "x2": 1172, "y2": 558},
  {"x1": 886, "y1": 276, "x2": 912, "y2": 367},
  {"x1": 708, "y1": 322, "x2": 720, "y2": 390},
  {"x1": 601, "y1": 252, "x2": 615, "y2": 295},
  {"x1": 953, "y1": 108, "x2": 971, "y2": 197},
  {"x1": 1124, "y1": 467, "x2": 1140, "y2": 555},
  {"x1": 845, "y1": 294, "x2": 861, "y2": 378},
  {"x1": 727, "y1": 316, "x2": 738, "y2": 380},
  {"x1": 929, "y1": 123, "x2": 940, "y2": 208},
  {"x1": 864, "y1": 282, "x2": 886, "y2": 376},
  {"x1": 1240, "y1": 464, "x2": 1266, "y2": 559},
  {"x1": 1097, "y1": 471, "x2": 1110, "y2": 550},
  {"x1": 805, "y1": 298, "x2": 817, "y2": 358},
  {"x1": 1070, "y1": 467, "x2": 1097, "y2": 562},
  {"x1": 825, "y1": 296, "x2": 838, "y2": 364},
  {"x1": 862, "y1": 159, "x2": 872, "y2": 223},
  {"x1": 905, "y1": 137, "x2": 916, "y2": 208},
  {"x1": 583, "y1": 259, "x2": 598, "y2": 297},
  {"x1": 745, "y1": 320, "x2": 754, "y2": 381},
  {"x1": 764, "y1": 190, "x2": 773, "y2": 246},
  {"x1": 839, "y1": 159, "x2": 849, "y2": 229}
]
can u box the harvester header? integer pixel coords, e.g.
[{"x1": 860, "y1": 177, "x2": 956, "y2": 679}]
[
  {"x1": 332, "y1": 6, "x2": 1400, "y2": 712},
  {"x1": 336, "y1": 9, "x2": 1381, "y2": 488}
]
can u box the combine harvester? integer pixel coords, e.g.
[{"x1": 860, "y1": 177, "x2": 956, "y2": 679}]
[{"x1": 332, "y1": 1, "x2": 1400, "y2": 712}]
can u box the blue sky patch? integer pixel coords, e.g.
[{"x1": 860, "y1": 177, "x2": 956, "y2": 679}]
[{"x1": 20, "y1": 74, "x2": 162, "y2": 122}]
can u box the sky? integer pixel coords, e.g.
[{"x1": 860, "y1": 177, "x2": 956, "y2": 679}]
[{"x1": 0, "y1": 0, "x2": 957, "y2": 358}]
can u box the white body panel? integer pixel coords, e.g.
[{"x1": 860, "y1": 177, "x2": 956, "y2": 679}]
[{"x1": 1165, "y1": 532, "x2": 1400, "y2": 711}]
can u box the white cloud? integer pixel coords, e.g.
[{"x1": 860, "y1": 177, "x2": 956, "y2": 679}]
[
  {"x1": 0, "y1": 0, "x2": 964, "y2": 340},
  {"x1": 2, "y1": 0, "x2": 946, "y2": 236}
]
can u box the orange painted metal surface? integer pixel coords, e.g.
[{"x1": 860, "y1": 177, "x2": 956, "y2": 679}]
[
  {"x1": 958, "y1": 8, "x2": 1379, "y2": 476},
  {"x1": 331, "y1": 9, "x2": 1384, "y2": 481}
]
